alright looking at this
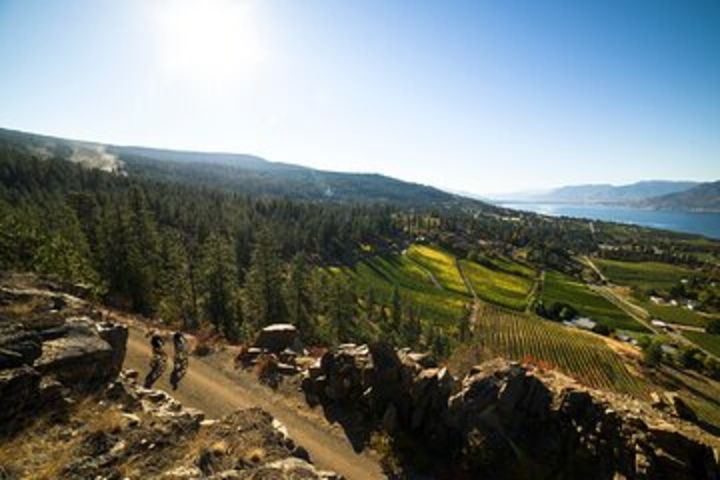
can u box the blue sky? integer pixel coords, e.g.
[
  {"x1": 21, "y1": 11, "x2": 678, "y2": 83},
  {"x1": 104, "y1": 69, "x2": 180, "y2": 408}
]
[{"x1": 0, "y1": 0, "x2": 718, "y2": 194}]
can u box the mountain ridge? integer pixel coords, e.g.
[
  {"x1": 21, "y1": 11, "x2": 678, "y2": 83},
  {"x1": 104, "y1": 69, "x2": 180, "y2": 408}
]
[
  {"x1": 637, "y1": 181, "x2": 720, "y2": 212},
  {"x1": 495, "y1": 180, "x2": 701, "y2": 204},
  {"x1": 0, "y1": 126, "x2": 488, "y2": 209}
]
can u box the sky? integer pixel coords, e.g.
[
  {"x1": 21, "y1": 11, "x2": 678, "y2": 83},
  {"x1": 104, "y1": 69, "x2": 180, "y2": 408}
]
[{"x1": 0, "y1": 0, "x2": 718, "y2": 194}]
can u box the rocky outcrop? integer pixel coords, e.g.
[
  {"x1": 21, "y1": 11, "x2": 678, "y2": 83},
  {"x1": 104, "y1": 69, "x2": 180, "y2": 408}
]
[
  {"x1": 34, "y1": 316, "x2": 127, "y2": 390},
  {"x1": 1, "y1": 369, "x2": 340, "y2": 479},
  {"x1": 304, "y1": 344, "x2": 720, "y2": 479},
  {"x1": 0, "y1": 283, "x2": 129, "y2": 436},
  {"x1": 0, "y1": 365, "x2": 40, "y2": 435},
  {"x1": 0, "y1": 274, "x2": 340, "y2": 479},
  {"x1": 253, "y1": 323, "x2": 299, "y2": 353}
]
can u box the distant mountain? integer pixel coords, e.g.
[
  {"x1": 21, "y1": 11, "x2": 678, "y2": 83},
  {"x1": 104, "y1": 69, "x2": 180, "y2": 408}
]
[
  {"x1": 638, "y1": 181, "x2": 720, "y2": 212},
  {"x1": 0, "y1": 127, "x2": 493, "y2": 209},
  {"x1": 495, "y1": 181, "x2": 699, "y2": 204}
]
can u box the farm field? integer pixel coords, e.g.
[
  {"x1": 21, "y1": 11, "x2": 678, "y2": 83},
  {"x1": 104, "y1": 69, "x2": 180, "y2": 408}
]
[
  {"x1": 459, "y1": 259, "x2": 534, "y2": 311},
  {"x1": 593, "y1": 258, "x2": 694, "y2": 292},
  {"x1": 541, "y1": 271, "x2": 646, "y2": 332},
  {"x1": 337, "y1": 253, "x2": 470, "y2": 330},
  {"x1": 654, "y1": 365, "x2": 720, "y2": 433},
  {"x1": 682, "y1": 331, "x2": 720, "y2": 358},
  {"x1": 462, "y1": 303, "x2": 648, "y2": 397},
  {"x1": 405, "y1": 244, "x2": 469, "y2": 296},
  {"x1": 475, "y1": 253, "x2": 536, "y2": 279},
  {"x1": 640, "y1": 301, "x2": 709, "y2": 328}
]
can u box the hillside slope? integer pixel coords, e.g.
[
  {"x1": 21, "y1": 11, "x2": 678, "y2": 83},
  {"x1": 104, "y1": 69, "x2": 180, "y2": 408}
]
[
  {"x1": 498, "y1": 180, "x2": 699, "y2": 204},
  {"x1": 639, "y1": 181, "x2": 720, "y2": 212},
  {"x1": 0, "y1": 127, "x2": 491, "y2": 208}
]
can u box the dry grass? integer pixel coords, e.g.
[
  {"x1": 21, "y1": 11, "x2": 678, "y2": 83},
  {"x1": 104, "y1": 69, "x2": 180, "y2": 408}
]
[
  {"x1": 0, "y1": 296, "x2": 46, "y2": 318},
  {"x1": 0, "y1": 417, "x2": 78, "y2": 479},
  {"x1": 0, "y1": 398, "x2": 126, "y2": 479}
]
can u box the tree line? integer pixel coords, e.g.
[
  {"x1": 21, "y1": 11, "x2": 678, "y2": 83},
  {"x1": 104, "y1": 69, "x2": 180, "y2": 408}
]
[{"x1": 0, "y1": 147, "x2": 407, "y2": 344}]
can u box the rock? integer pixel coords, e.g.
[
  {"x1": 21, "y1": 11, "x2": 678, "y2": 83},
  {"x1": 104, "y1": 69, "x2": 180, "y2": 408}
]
[
  {"x1": 257, "y1": 457, "x2": 341, "y2": 479},
  {"x1": 96, "y1": 322, "x2": 128, "y2": 378},
  {"x1": 382, "y1": 404, "x2": 399, "y2": 433},
  {"x1": 276, "y1": 362, "x2": 300, "y2": 375},
  {"x1": 121, "y1": 412, "x2": 142, "y2": 428},
  {"x1": 0, "y1": 324, "x2": 42, "y2": 368},
  {"x1": 34, "y1": 317, "x2": 125, "y2": 391},
  {"x1": 302, "y1": 346, "x2": 720, "y2": 480},
  {"x1": 0, "y1": 365, "x2": 40, "y2": 436},
  {"x1": 38, "y1": 376, "x2": 67, "y2": 410},
  {"x1": 254, "y1": 324, "x2": 298, "y2": 352},
  {"x1": 407, "y1": 351, "x2": 437, "y2": 369},
  {"x1": 664, "y1": 392, "x2": 698, "y2": 422},
  {"x1": 163, "y1": 466, "x2": 203, "y2": 478}
]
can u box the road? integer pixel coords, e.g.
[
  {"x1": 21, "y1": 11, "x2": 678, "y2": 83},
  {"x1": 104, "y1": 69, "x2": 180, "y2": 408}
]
[{"x1": 123, "y1": 326, "x2": 385, "y2": 480}]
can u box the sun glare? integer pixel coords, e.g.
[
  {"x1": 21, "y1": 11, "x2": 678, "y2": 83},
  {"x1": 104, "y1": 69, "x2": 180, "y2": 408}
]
[{"x1": 151, "y1": 0, "x2": 264, "y2": 85}]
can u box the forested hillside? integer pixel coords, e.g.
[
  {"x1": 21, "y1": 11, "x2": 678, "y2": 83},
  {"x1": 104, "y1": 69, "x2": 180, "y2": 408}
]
[
  {"x1": 638, "y1": 181, "x2": 720, "y2": 212},
  {"x1": 3, "y1": 127, "x2": 720, "y2": 363},
  {"x1": 0, "y1": 127, "x2": 481, "y2": 207}
]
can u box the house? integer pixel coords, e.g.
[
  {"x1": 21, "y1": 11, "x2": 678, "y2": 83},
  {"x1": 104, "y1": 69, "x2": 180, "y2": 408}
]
[
  {"x1": 572, "y1": 317, "x2": 597, "y2": 331},
  {"x1": 670, "y1": 299, "x2": 679, "y2": 307},
  {"x1": 660, "y1": 344, "x2": 678, "y2": 356},
  {"x1": 649, "y1": 296, "x2": 664, "y2": 305},
  {"x1": 651, "y1": 319, "x2": 669, "y2": 329}
]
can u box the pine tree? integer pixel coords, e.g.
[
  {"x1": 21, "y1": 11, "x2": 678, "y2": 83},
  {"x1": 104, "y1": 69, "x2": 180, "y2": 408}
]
[
  {"x1": 326, "y1": 275, "x2": 356, "y2": 343},
  {"x1": 32, "y1": 201, "x2": 101, "y2": 291},
  {"x1": 200, "y1": 233, "x2": 240, "y2": 339},
  {"x1": 243, "y1": 227, "x2": 287, "y2": 331},
  {"x1": 157, "y1": 230, "x2": 196, "y2": 329},
  {"x1": 284, "y1": 252, "x2": 315, "y2": 340}
]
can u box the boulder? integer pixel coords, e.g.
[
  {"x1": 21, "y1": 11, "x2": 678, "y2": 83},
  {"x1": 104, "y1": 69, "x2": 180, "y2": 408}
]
[
  {"x1": 0, "y1": 323, "x2": 42, "y2": 368},
  {"x1": 0, "y1": 366, "x2": 41, "y2": 435},
  {"x1": 34, "y1": 317, "x2": 127, "y2": 391},
  {"x1": 664, "y1": 392, "x2": 698, "y2": 422},
  {"x1": 302, "y1": 347, "x2": 720, "y2": 480},
  {"x1": 96, "y1": 321, "x2": 128, "y2": 378},
  {"x1": 254, "y1": 324, "x2": 298, "y2": 353},
  {"x1": 256, "y1": 457, "x2": 342, "y2": 479}
]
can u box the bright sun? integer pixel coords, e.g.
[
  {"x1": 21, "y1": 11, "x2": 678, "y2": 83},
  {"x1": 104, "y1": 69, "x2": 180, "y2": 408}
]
[{"x1": 151, "y1": 0, "x2": 264, "y2": 85}]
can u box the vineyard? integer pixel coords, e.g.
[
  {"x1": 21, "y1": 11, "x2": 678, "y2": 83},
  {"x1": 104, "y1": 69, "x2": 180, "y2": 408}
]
[
  {"x1": 683, "y1": 331, "x2": 720, "y2": 358},
  {"x1": 468, "y1": 303, "x2": 649, "y2": 397},
  {"x1": 459, "y1": 259, "x2": 534, "y2": 311},
  {"x1": 641, "y1": 300, "x2": 710, "y2": 328},
  {"x1": 337, "y1": 253, "x2": 470, "y2": 329},
  {"x1": 405, "y1": 244, "x2": 470, "y2": 296},
  {"x1": 542, "y1": 271, "x2": 645, "y2": 332},
  {"x1": 593, "y1": 258, "x2": 694, "y2": 292}
]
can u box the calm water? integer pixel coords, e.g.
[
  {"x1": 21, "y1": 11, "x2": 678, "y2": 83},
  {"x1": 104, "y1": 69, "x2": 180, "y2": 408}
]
[{"x1": 499, "y1": 203, "x2": 720, "y2": 239}]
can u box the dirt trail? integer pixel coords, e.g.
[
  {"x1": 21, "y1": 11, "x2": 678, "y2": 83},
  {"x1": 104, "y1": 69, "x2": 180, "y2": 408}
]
[
  {"x1": 123, "y1": 326, "x2": 385, "y2": 480},
  {"x1": 455, "y1": 259, "x2": 482, "y2": 330}
]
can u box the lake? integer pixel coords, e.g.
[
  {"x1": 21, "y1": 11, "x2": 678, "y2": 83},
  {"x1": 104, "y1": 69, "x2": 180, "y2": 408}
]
[{"x1": 499, "y1": 203, "x2": 720, "y2": 239}]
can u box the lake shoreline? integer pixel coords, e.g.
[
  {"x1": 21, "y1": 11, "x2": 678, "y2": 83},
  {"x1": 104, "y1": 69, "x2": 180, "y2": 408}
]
[{"x1": 498, "y1": 202, "x2": 720, "y2": 239}]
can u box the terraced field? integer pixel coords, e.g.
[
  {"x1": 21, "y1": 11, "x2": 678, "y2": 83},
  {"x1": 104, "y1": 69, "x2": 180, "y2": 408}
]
[
  {"x1": 459, "y1": 259, "x2": 534, "y2": 311},
  {"x1": 655, "y1": 365, "x2": 720, "y2": 433},
  {"x1": 542, "y1": 271, "x2": 645, "y2": 332},
  {"x1": 641, "y1": 301, "x2": 710, "y2": 328},
  {"x1": 405, "y1": 245, "x2": 469, "y2": 296},
  {"x1": 683, "y1": 331, "x2": 720, "y2": 358},
  {"x1": 468, "y1": 303, "x2": 648, "y2": 397},
  {"x1": 477, "y1": 254, "x2": 536, "y2": 279},
  {"x1": 593, "y1": 258, "x2": 694, "y2": 292},
  {"x1": 338, "y1": 253, "x2": 470, "y2": 330},
  {"x1": 593, "y1": 258, "x2": 710, "y2": 327}
]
